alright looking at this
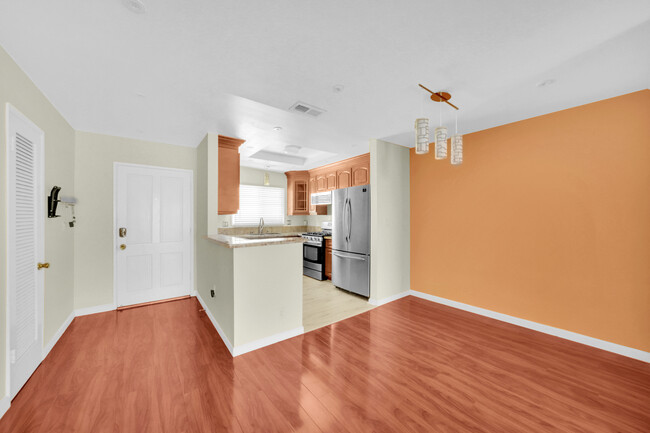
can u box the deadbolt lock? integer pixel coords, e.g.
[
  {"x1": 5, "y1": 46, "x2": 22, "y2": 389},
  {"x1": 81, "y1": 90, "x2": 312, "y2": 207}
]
[
  {"x1": 120, "y1": 244, "x2": 127, "y2": 250},
  {"x1": 119, "y1": 227, "x2": 127, "y2": 238}
]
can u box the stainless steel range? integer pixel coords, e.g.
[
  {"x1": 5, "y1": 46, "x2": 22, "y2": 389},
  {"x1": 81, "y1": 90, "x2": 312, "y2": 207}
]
[{"x1": 301, "y1": 224, "x2": 332, "y2": 280}]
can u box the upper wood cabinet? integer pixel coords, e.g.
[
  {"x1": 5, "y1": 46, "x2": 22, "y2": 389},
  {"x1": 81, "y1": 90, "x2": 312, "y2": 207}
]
[
  {"x1": 336, "y1": 167, "x2": 352, "y2": 189},
  {"x1": 316, "y1": 174, "x2": 328, "y2": 192},
  {"x1": 286, "y1": 171, "x2": 310, "y2": 216},
  {"x1": 218, "y1": 135, "x2": 245, "y2": 215},
  {"x1": 351, "y1": 159, "x2": 370, "y2": 186},
  {"x1": 286, "y1": 153, "x2": 370, "y2": 215}
]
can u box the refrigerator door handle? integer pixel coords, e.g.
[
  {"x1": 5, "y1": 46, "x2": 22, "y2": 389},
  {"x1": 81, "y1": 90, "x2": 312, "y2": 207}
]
[
  {"x1": 347, "y1": 198, "x2": 352, "y2": 241},
  {"x1": 332, "y1": 251, "x2": 366, "y2": 261},
  {"x1": 343, "y1": 197, "x2": 350, "y2": 242}
]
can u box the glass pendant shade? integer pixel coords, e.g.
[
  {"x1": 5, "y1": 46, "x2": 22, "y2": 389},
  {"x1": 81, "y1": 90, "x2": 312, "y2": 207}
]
[
  {"x1": 415, "y1": 118, "x2": 429, "y2": 154},
  {"x1": 451, "y1": 134, "x2": 463, "y2": 165},
  {"x1": 434, "y1": 126, "x2": 448, "y2": 159}
]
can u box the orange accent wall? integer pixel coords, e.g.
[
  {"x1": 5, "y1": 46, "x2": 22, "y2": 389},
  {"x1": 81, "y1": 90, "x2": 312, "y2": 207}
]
[{"x1": 410, "y1": 90, "x2": 650, "y2": 352}]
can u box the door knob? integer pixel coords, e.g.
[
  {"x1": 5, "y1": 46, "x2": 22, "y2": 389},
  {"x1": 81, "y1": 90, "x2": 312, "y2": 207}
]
[
  {"x1": 120, "y1": 244, "x2": 127, "y2": 250},
  {"x1": 37, "y1": 262, "x2": 50, "y2": 270}
]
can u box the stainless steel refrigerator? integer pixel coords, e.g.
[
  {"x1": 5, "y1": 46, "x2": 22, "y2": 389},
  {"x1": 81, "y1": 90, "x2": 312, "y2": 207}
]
[{"x1": 332, "y1": 184, "x2": 370, "y2": 297}]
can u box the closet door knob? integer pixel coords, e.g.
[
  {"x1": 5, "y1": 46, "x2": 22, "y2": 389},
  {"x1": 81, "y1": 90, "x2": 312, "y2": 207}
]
[{"x1": 37, "y1": 262, "x2": 50, "y2": 270}]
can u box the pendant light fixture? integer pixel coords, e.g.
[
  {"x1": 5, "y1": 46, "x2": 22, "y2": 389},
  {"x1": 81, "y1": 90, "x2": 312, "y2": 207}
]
[
  {"x1": 434, "y1": 103, "x2": 448, "y2": 160},
  {"x1": 451, "y1": 110, "x2": 463, "y2": 165},
  {"x1": 415, "y1": 118, "x2": 429, "y2": 154},
  {"x1": 416, "y1": 83, "x2": 463, "y2": 165},
  {"x1": 263, "y1": 165, "x2": 271, "y2": 186}
]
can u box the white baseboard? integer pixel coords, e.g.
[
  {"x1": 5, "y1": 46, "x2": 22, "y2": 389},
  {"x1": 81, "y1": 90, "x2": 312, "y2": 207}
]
[
  {"x1": 0, "y1": 395, "x2": 10, "y2": 421},
  {"x1": 42, "y1": 310, "x2": 75, "y2": 360},
  {"x1": 369, "y1": 290, "x2": 410, "y2": 306},
  {"x1": 409, "y1": 290, "x2": 650, "y2": 363},
  {"x1": 74, "y1": 303, "x2": 116, "y2": 317},
  {"x1": 195, "y1": 292, "x2": 234, "y2": 356},
  {"x1": 232, "y1": 327, "x2": 304, "y2": 357}
]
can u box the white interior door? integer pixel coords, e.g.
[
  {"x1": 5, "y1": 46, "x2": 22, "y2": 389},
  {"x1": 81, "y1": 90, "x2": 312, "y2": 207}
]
[
  {"x1": 6, "y1": 104, "x2": 45, "y2": 399},
  {"x1": 115, "y1": 164, "x2": 192, "y2": 307}
]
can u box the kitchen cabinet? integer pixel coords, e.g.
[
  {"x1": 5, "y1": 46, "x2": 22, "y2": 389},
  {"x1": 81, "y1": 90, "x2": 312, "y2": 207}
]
[
  {"x1": 316, "y1": 174, "x2": 328, "y2": 192},
  {"x1": 286, "y1": 171, "x2": 310, "y2": 215},
  {"x1": 351, "y1": 157, "x2": 370, "y2": 186},
  {"x1": 218, "y1": 135, "x2": 245, "y2": 215},
  {"x1": 324, "y1": 238, "x2": 332, "y2": 280},
  {"x1": 326, "y1": 171, "x2": 337, "y2": 190},
  {"x1": 336, "y1": 167, "x2": 352, "y2": 189},
  {"x1": 285, "y1": 152, "x2": 370, "y2": 216}
]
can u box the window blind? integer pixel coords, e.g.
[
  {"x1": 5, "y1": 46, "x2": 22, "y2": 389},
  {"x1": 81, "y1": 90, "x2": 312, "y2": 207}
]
[{"x1": 233, "y1": 185, "x2": 285, "y2": 226}]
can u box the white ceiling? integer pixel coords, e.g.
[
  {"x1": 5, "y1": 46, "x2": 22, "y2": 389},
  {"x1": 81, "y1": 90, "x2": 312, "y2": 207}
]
[{"x1": 1, "y1": 1, "x2": 648, "y2": 172}]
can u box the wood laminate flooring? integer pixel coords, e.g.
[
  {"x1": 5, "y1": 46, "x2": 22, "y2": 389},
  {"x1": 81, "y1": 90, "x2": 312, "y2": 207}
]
[
  {"x1": 1, "y1": 296, "x2": 648, "y2": 432},
  {"x1": 303, "y1": 276, "x2": 374, "y2": 333}
]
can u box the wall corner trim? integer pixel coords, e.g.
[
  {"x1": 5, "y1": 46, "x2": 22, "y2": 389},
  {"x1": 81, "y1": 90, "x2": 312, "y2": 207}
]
[
  {"x1": 195, "y1": 293, "x2": 234, "y2": 356},
  {"x1": 74, "y1": 303, "x2": 116, "y2": 317},
  {"x1": 232, "y1": 327, "x2": 304, "y2": 357},
  {"x1": 0, "y1": 395, "x2": 10, "y2": 422},
  {"x1": 42, "y1": 310, "x2": 75, "y2": 361},
  {"x1": 369, "y1": 291, "x2": 410, "y2": 306},
  {"x1": 409, "y1": 290, "x2": 650, "y2": 363}
]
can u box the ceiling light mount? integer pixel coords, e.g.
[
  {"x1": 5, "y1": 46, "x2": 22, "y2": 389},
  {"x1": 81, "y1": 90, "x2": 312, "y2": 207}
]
[
  {"x1": 123, "y1": 0, "x2": 146, "y2": 14},
  {"x1": 418, "y1": 84, "x2": 459, "y2": 110}
]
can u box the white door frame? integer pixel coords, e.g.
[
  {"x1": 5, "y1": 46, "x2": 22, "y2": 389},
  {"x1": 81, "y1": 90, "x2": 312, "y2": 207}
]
[
  {"x1": 5, "y1": 103, "x2": 45, "y2": 399},
  {"x1": 112, "y1": 162, "x2": 194, "y2": 308}
]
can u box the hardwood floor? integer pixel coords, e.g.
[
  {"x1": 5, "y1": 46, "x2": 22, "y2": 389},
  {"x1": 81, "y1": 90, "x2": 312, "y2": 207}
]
[
  {"x1": 303, "y1": 276, "x2": 374, "y2": 333},
  {"x1": 1, "y1": 296, "x2": 648, "y2": 432}
]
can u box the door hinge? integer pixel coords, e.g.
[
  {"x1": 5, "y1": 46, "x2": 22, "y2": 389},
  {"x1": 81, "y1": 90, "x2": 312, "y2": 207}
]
[{"x1": 10, "y1": 349, "x2": 16, "y2": 364}]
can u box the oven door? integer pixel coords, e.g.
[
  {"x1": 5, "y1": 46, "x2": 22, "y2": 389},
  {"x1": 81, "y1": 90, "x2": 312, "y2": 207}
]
[{"x1": 303, "y1": 242, "x2": 323, "y2": 265}]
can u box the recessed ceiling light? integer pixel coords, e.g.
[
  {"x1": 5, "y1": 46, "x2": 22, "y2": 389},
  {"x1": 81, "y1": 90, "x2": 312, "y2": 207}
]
[
  {"x1": 537, "y1": 79, "x2": 556, "y2": 88},
  {"x1": 284, "y1": 145, "x2": 301, "y2": 154},
  {"x1": 273, "y1": 126, "x2": 283, "y2": 131},
  {"x1": 123, "y1": 0, "x2": 146, "y2": 14}
]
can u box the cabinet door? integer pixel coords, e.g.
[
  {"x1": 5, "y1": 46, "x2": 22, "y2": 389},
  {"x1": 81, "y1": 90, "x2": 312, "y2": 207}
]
[
  {"x1": 325, "y1": 243, "x2": 332, "y2": 279},
  {"x1": 294, "y1": 180, "x2": 308, "y2": 213},
  {"x1": 218, "y1": 146, "x2": 240, "y2": 214},
  {"x1": 316, "y1": 175, "x2": 328, "y2": 192},
  {"x1": 351, "y1": 162, "x2": 369, "y2": 187},
  {"x1": 309, "y1": 176, "x2": 317, "y2": 214},
  {"x1": 337, "y1": 167, "x2": 352, "y2": 189},
  {"x1": 326, "y1": 171, "x2": 337, "y2": 190}
]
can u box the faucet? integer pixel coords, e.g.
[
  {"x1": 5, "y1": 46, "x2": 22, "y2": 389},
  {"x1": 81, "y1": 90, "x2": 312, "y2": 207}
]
[{"x1": 258, "y1": 217, "x2": 264, "y2": 235}]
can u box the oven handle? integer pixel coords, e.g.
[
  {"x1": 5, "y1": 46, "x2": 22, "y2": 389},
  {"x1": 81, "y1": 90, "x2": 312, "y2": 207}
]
[{"x1": 304, "y1": 242, "x2": 322, "y2": 247}]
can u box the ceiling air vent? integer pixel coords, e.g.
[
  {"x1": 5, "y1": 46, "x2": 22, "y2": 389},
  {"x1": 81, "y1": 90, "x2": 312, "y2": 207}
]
[{"x1": 289, "y1": 101, "x2": 326, "y2": 117}]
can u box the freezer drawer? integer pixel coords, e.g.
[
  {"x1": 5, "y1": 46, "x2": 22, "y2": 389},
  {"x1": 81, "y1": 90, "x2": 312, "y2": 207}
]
[{"x1": 331, "y1": 250, "x2": 370, "y2": 297}]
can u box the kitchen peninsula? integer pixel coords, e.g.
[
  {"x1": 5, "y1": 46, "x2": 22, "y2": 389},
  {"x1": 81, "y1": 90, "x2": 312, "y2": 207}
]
[{"x1": 197, "y1": 232, "x2": 304, "y2": 356}]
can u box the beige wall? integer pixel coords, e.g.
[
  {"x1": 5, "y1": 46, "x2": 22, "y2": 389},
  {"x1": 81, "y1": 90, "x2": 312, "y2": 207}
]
[
  {"x1": 195, "y1": 135, "x2": 235, "y2": 343},
  {"x1": 233, "y1": 243, "x2": 303, "y2": 346},
  {"x1": 73, "y1": 131, "x2": 197, "y2": 309},
  {"x1": 369, "y1": 139, "x2": 410, "y2": 302},
  {"x1": 1, "y1": 45, "x2": 76, "y2": 396}
]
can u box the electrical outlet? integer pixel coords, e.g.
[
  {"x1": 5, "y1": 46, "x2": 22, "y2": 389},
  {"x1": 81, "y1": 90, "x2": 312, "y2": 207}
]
[{"x1": 222, "y1": 220, "x2": 229, "y2": 227}]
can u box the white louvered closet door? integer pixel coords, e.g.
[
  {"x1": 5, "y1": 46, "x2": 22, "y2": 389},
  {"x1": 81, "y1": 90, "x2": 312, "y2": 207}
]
[{"x1": 7, "y1": 105, "x2": 45, "y2": 399}]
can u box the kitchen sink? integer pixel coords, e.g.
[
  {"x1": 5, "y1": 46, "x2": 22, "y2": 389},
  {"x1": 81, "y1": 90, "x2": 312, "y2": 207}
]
[{"x1": 236, "y1": 233, "x2": 301, "y2": 239}]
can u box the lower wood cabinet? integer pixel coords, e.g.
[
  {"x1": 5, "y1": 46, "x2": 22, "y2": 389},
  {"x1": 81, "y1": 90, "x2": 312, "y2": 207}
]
[{"x1": 325, "y1": 238, "x2": 332, "y2": 280}]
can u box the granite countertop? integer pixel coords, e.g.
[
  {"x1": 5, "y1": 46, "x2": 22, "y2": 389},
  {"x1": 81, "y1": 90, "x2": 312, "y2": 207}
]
[{"x1": 206, "y1": 233, "x2": 306, "y2": 249}]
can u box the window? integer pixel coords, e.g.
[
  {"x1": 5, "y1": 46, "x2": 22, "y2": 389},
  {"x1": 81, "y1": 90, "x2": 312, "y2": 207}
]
[{"x1": 233, "y1": 185, "x2": 285, "y2": 226}]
